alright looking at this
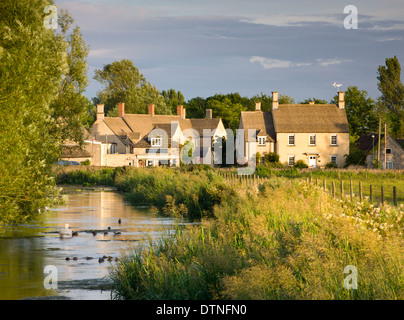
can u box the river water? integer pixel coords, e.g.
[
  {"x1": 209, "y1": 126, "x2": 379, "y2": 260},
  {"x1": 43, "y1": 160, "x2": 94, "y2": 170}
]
[{"x1": 0, "y1": 186, "x2": 183, "y2": 300}]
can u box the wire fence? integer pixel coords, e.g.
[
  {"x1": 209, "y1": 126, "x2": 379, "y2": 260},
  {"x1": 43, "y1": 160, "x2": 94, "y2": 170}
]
[{"x1": 217, "y1": 171, "x2": 404, "y2": 206}]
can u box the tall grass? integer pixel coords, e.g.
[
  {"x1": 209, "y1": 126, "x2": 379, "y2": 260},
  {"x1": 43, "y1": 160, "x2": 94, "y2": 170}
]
[
  {"x1": 110, "y1": 176, "x2": 404, "y2": 300},
  {"x1": 114, "y1": 167, "x2": 234, "y2": 220}
]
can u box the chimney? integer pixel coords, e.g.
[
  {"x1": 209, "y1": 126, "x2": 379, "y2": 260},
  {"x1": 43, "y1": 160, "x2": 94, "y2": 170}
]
[
  {"x1": 255, "y1": 102, "x2": 261, "y2": 111},
  {"x1": 118, "y1": 102, "x2": 125, "y2": 118},
  {"x1": 308, "y1": 101, "x2": 315, "y2": 105},
  {"x1": 206, "y1": 109, "x2": 212, "y2": 119},
  {"x1": 272, "y1": 91, "x2": 279, "y2": 110},
  {"x1": 338, "y1": 91, "x2": 345, "y2": 109},
  {"x1": 177, "y1": 105, "x2": 186, "y2": 119},
  {"x1": 148, "y1": 104, "x2": 155, "y2": 117},
  {"x1": 97, "y1": 104, "x2": 104, "y2": 121}
]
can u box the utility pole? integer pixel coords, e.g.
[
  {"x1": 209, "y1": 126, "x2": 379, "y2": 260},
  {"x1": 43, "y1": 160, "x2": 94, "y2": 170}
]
[
  {"x1": 384, "y1": 123, "x2": 387, "y2": 169},
  {"x1": 377, "y1": 117, "x2": 381, "y2": 165}
]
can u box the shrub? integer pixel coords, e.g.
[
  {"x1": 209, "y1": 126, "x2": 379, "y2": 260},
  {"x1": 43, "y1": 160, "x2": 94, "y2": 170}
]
[
  {"x1": 325, "y1": 162, "x2": 337, "y2": 169},
  {"x1": 294, "y1": 160, "x2": 308, "y2": 168},
  {"x1": 80, "y1": 159, "x2": 91, "y2": 166},
  {"x1": 265, "y1": 152, "x2": 280, "y2": 163}
]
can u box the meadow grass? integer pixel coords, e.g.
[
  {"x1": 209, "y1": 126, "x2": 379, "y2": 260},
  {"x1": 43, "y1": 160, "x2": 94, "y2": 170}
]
[{"x1": 110, "y1": 174, "x2": 404, "y2": 300}]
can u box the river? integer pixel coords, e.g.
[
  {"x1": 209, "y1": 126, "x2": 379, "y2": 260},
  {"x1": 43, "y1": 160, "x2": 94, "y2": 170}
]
[{"x1": 0, "y1": 186, "x2": 185, "y2": 300}]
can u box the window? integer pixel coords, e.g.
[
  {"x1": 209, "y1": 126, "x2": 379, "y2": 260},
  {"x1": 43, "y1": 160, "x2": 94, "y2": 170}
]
[
  {"x1": 258, "y1": 136, "x2": 266, "y2": 146},
  {"x1": 386, "y1": 161, "x2": 393, "y2": 169},
  {"x1": 110, "y1": 143, "x2": 117, "y2": 154},
  {"x1": 330, "y1": 155, "x2": 338, "y2": 165},
  {"x1": 330, "y1": 135, "x2": 337, "y2": 146},
  {"x1": 147, "y1": 160, "x2": 154, "y2": 167},
  {"x1": 288, "y1": 156, "x2": 295, "y2": 166},
  {"x1": 288, "y1": 135, "x2": 295, "y2": 145},
  {"x1": 386, "y1": 148, "x2": 392, "y2": 154},
  {"x1": 151, "y1": 137, "x2": 162, "y2": 147},
  {"x1": 309, "y1": 135, "x2": 316, "y2": 145}
]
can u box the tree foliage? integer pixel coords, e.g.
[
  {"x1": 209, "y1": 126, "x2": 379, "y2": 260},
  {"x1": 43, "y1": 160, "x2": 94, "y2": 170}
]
[
  {"x1": 331, "y1": 86, "x2": 378, "y2": 138},
  {"x1": 0, "y1": 0, "x2": 90, "y2": 224},
  {"x1": 94, "y1": 59, "x2": 171, "y2": 116},
  {"x1": 377, "y1": 56, "x2": 404, "y2": 137}
]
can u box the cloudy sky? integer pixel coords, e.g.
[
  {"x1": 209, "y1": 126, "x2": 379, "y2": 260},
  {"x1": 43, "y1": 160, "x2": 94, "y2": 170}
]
[{"x1": 55, "y1": 0, "x2": 404, "y2": 103}]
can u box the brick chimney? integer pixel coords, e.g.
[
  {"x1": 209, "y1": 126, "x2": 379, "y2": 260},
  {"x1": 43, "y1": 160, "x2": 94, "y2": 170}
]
[
  {"x1": 338, "y1": 91, "x2": 345, "y2": 109},
  {"x1": 255, "y1": 102, "x2": 261, "y2": 111},
  {"x1": 177, "y1": 105, "x2": 186, "y2": 119},
  {"x1": 97, "y1": 104, "x2": 104, "y2": 121},
  {"x1": 148, "y1": 104, "x2": 155, "y2": 117},
  {"x1": 118, "y1": 102, "x2": 125, "y2": 117},
  {"x1": 272, "y1": 92, "x2": 279, "y2": 110},
  {"x1": 206, "y1": 109, "x2": 212, "y2": 119}
]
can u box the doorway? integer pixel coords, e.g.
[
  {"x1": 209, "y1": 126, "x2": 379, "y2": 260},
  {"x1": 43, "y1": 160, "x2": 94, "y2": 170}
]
[{"x1": 309, "y1": 155, "x2": 317, "y2": 168}]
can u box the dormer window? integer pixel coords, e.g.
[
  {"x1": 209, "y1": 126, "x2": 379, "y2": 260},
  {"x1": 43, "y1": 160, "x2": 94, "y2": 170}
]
[
  {"x1": 258, "y1": 136, "x2": 266, "y2": 146},
  {"x1": 151, "y1": 137, "x2": 162, "y2": 147}
]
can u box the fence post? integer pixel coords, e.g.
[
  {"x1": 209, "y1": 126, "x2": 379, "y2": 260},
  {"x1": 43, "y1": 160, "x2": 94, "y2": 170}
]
[
  {"x1": 340, "y1": 180, "x2": 344, "y2": 200},
  {"x1": 381, "y1": 185, "x2": 384, "y2": 205},
  {"x1": 393, "y1": 186, "x2": 397, "y2": 206},
  {"x1": 350, "y1": 180, "x2": 353, "y2": 202},
  {"x1": 370, "y1": 185, "x2": 373, "y2": 202},
  {"x1": 359, "y1": 181, "x2": 363, "y2": 202},
  {"x1": 323, "y1": 179, "x2": 326, "y2": 191},
  {"x1": 332, "y1": 181, "x2": 335, "y2": 198}
]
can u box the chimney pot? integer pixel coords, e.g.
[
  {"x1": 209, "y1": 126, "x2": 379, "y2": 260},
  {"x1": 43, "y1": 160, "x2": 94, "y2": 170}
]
[
  {"x1": 97, "y1": 104, "x2": 104, "y2": 121},
  {"x1": 148, "y1": 104, "x2": 155, "y2": 117},
  {"x1": 338, "y1": 91, "x2": 345, "y2": 109},
  {"x1": 272, "y1": 91, "x2": 279, "y2": 110},
  {"x1": 118, "y1": 102, "x2": 125, "y2": 117},
  {"x1": 206, "y1": 109, "x2": 212, "y2": 119},
  {"x1": 255, "y1": 102, "x2": 261, "y2": 111}
]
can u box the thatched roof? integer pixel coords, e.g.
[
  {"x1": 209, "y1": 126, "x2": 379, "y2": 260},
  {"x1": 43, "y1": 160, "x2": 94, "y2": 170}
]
[{"x1": 272, "y1": 104, "x2": 349, "y2": 133}]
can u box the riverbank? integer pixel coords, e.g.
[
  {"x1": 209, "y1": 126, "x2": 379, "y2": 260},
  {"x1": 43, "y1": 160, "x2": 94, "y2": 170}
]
[{"x1": 54, "y1": 166, "x2": 404, "y2": 300}]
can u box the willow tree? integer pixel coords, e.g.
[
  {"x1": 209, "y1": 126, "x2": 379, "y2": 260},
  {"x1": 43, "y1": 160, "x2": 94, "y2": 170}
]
[{"x1": 0, "y1": 0, "x2": 89, "y2": 224}]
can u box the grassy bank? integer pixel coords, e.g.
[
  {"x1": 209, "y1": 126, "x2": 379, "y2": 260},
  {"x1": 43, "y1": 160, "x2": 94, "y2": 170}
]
[{"x1": 110, "y1": 174, "x2": 404, "y2": 300}]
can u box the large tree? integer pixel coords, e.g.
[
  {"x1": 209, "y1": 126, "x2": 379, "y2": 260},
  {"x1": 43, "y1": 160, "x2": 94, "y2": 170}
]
[
  {"x1": 94, "y1": 59, "x2": 171, "y2": 116},
  {"x1": 331, "y1": 86, "x2": 378, "y2": 138},
  {"x1": 0, "y1": 0, "x2": 68, "y2": 224},
  {"x1": 377, "y1": 56, "x2": 404, "y2": 137}
]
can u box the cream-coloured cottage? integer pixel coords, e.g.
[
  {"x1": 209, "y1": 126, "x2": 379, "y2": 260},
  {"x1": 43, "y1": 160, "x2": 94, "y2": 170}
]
[
  {"x1": 87, "y1": 103, "x2": 227, "y2": 167},
  {"x1": 239, "y1": 91, "x2": 350, "y2": 168}
]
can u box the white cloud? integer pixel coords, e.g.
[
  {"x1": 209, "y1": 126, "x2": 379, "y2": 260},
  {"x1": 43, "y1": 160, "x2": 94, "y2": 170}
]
[
  {"x1": 316, "y1": 58, "x2": 353, "y2": 67},
  {"x1": 250, "y1": 56, "x2": 312, "y2": 69},
  {"x1": 251, "y1": 56, "x2": 353, "y2": 70}
]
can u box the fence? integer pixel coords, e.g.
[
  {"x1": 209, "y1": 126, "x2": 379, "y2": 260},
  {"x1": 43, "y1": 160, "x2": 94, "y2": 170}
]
[{"x1": 217, "y1": 171, "x2": 403, "y2": 207}]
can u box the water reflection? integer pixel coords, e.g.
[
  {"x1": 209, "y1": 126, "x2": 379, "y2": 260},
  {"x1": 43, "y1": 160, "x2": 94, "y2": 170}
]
[{"x1": 0, "y1": 186, "x2": 182, "y2": 300}]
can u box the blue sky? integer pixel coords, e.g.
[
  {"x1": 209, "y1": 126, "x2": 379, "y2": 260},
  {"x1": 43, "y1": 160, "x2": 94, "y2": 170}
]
[{"x1": 55, "y1": 0, "x2": 404, "y2": 103}]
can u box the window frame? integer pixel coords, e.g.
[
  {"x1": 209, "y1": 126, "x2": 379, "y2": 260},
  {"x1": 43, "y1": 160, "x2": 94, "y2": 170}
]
[
  {"x1": 288, "y1": 134, "x2": 295, "y2": 146},
  {"x1": 309, "y1": 134, "x2": 316, "y2": 146},
  {"x1": 151, "y1": 137, "x2": 162, "y2": 147},
  {"x1": 386, "y1": 161, "x2": 393, "y2": 169},
  {"x1": 258, "y1": 136, "x2": 266, "y2": 146},
  {"x1": 288, "y1": 155, "x2": 295, "y2": 166},
  {"x1": 330, "y1": 155, "x2": 338, "y2": 165},
  {"x1": 386, "y1": 148, "x2": 392, "y2": 154},
  {"x1": 330, "y1": 134, "x2": 338, "y2": 146}
]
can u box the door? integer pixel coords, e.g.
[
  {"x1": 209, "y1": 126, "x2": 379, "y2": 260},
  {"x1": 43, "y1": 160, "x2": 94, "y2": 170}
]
[{"x1": 309, "y1": 156, "x2": 317, "y2": 168}]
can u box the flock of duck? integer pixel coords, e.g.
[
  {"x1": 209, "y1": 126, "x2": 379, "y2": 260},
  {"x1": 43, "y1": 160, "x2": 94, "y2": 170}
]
[{"x1": 60, "y1": 218, "x2": 122, "y2": 263}]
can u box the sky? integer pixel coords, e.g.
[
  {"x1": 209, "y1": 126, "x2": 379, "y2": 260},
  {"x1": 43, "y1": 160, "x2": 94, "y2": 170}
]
[{"x1": 55, "y1": 0, "x2": 404, "y2": 103}]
